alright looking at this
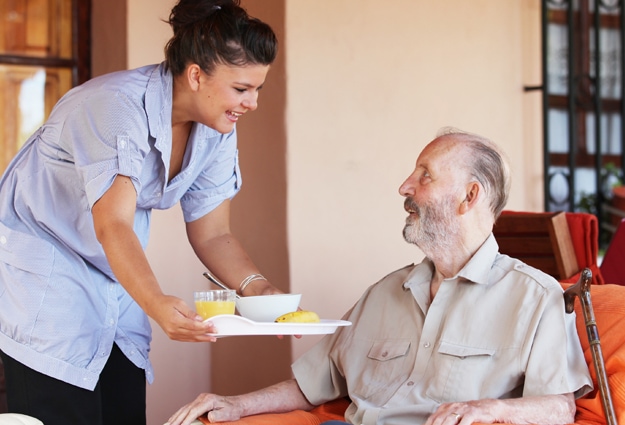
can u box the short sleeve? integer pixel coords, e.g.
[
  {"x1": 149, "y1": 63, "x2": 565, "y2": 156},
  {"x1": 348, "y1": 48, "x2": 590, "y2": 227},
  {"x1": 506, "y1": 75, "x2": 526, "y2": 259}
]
[
  {"x1": 523, "y1": 287, "x2": 593, "y2": 398},
  {"x1": 292, "y1": 333, "x2": 349, "y2": 405},
  {"x1": 180, "y1": 130, "x2": 241, "y2": 222},
  {"x1": 59, "y1": 91, "x2": 150, "y2": 208}
]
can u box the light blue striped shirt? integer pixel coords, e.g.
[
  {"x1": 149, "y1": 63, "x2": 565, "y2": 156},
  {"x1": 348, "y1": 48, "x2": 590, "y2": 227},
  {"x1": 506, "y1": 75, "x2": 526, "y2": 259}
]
[{"x1": 0, "y1": 62, "x2": 241, "y2": 390}]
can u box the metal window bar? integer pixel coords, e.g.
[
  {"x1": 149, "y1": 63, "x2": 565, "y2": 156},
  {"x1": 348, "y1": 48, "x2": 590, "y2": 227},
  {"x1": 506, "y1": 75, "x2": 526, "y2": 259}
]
[{"x1": 537, "y1": 0, "x2": 625, "y2": 248}]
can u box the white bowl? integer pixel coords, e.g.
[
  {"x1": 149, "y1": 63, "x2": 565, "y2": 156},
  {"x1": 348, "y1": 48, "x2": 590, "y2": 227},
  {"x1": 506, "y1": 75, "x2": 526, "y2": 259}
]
[{"x1": 235, "y1": 293, "x2": 302, "y2": 322}]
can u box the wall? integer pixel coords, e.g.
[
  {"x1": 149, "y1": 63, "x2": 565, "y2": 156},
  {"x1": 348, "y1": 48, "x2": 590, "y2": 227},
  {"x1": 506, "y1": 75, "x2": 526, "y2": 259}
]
[
  {"x1": 286, "y1": 0, "x2": 544, "y2": 358},
  {"x1": 126, "y1": 1, "x2": 215, "y2": 424},
  {"x1": 210, "y1": 0, "x2": 292, "y2": 398},
  {"x1": 91, "y1": 0, "x2": 127, "y2": 74},
  {"x1": 123, "y1": 0, "x2": 290, "y2": 423},
  {"x1": 97, "y1": 0, "x2": 544, "y2": 423}
]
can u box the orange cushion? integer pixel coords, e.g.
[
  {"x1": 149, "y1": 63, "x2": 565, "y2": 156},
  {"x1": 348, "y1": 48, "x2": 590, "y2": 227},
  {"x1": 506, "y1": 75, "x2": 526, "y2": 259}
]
[
  {"x1": 198, "y1": 410, "x2": 321, "y2": 425},
  {"x1": 561, "y1": 282, "x2": 625, "y2": 424},
  {"x1": 197, "y1": 398, "x2": 349, "y2": 425}
]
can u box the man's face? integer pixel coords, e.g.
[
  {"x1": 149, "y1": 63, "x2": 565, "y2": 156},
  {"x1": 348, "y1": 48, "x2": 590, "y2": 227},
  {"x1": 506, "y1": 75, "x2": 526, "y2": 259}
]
[
  {"x1": 399, "y1": 137, "x2": 465, "y2": 252},
  {"x1": 402, "y1": 193, "x2": 460, "y2": 252}
]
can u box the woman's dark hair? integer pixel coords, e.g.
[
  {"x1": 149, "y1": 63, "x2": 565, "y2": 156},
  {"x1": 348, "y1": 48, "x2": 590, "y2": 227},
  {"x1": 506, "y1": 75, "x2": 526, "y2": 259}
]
[{"x1": 165, "y1": 0, "x2": 278, "y2": 76}]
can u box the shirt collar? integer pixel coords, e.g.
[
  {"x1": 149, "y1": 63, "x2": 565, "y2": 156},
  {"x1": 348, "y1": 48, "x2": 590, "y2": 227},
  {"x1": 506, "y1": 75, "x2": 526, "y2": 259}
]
[
  {"x1": 403, "y1": 233, "x2": 499, "y2": 289},
  {"x1": 145, "y1": 62, "x2": 171, "y2": 141}
]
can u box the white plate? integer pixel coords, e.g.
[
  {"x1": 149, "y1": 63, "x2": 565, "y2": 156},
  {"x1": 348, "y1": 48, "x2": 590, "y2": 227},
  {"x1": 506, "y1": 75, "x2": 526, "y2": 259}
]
[{"x1": 204, "y1": 314, "x2": 351, "y2": 337}]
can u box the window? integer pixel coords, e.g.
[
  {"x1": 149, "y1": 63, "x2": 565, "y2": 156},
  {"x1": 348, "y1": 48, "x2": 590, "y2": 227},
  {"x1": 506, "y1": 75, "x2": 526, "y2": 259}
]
[
  {"x1": 541, "y1": 0, "x2": 624, "y2": 247},
  {"x1": 0, "y1": 0, "x2": 90, "y2": 174}
]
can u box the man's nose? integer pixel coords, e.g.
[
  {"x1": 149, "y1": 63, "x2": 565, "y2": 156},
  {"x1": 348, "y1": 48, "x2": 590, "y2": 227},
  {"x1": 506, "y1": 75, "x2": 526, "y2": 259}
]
[{"x1": 399, "y1": 176, "x2": 415, "y2": 197}]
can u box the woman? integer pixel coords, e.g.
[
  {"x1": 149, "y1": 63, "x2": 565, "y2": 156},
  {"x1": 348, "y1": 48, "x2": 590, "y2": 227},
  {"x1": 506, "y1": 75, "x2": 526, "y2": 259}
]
[{"x1": 0, "y1": 0, "x2": 281, "y2": 424}]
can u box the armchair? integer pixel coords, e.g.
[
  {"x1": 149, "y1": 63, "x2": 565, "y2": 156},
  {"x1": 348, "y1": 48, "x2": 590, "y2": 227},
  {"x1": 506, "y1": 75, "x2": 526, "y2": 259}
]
[
  {"x1": 196, "y1": 211, "x2": 619, "y2": 425},
  {"x1": 199, "y1": 277, "x2": 625, "y2": 425}
]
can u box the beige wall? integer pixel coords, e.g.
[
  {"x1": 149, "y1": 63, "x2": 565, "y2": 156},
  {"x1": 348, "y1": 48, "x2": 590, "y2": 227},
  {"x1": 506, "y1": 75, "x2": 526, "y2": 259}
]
[
  {"x1": 125, "y1": 1, "x2": 216, "y2": 423},
  {"x1": 286, "y1": 0, "x2": 544, "y2": 358},
  {"x1": 122, "y1": 0, "x2": 291, "y2": 423},
  {"x1": 98, "y1": 0, "x2": 544, "y2": 423}
]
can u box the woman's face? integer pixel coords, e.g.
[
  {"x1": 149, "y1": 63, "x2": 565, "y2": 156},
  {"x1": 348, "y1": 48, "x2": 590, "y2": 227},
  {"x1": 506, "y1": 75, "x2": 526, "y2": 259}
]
[{"x1": 193, "y1": 63, "x2": 270, "y2": 134}]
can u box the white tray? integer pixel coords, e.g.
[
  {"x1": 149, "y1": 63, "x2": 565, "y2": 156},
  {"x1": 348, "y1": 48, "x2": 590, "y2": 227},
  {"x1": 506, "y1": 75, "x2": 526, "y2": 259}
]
[{"x1": 204, "y1": 314, "x2": 351, "y2": 337}]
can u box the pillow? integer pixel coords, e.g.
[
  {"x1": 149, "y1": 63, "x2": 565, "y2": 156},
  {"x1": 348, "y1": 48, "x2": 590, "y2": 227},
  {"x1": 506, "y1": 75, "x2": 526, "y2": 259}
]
[{"x1": 561, "y1": 282, "x2": 625, "y2": 424}]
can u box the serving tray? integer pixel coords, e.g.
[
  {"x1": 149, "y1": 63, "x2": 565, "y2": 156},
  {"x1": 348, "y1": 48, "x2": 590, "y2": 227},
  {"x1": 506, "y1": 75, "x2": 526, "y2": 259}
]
[{"x1": 204, "y1": 314, "x2": 351, "y2": 337}]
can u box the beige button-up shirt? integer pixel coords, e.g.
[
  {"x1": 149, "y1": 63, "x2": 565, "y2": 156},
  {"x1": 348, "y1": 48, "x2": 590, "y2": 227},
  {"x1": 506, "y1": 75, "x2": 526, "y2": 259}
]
[{"x1": 292, "y1": 234, "x2": 592, "y2": 425}]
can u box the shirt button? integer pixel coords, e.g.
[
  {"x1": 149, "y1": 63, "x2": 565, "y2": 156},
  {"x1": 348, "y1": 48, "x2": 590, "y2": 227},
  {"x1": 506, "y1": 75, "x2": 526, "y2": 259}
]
[
  {"x1": 109, "y1": 319, "x2": 114, "y2": 326},
  {"x1": 423, "y1": 342, "x2": 431, "y2": 348},
  {"x1": 0, "y1": 235, "x2": 6, "y2": 245},
  {"x1": 407, "y1": 381, "x2": 414, "y2": 386},
  {"x1": 381, "y1": 351, "x2": 388, "y2": 357}
]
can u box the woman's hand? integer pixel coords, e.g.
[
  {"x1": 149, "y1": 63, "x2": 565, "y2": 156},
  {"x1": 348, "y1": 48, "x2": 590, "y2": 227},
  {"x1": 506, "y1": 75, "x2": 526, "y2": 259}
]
[
  {"x1": 165, "y1": 393, "x2": 243, "y2": 425},
  {"x1": 148, "y1": 294, "x2": 218, "y2": 343}
]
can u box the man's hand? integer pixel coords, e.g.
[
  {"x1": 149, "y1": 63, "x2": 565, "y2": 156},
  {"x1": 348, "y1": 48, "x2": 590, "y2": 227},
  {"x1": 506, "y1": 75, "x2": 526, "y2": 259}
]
[
  {"x1": 166, "y1": 380, "x2": 314, "y2": 425},
  {"x1": 424, "y1": 393, "x2": 576, "y2": 425},
  {"x1": 165, "y1": 393, "x2": 242, "y2": 425},
  {"x1": 424, "y1": 399, "x2": 500, "y2": 425}
]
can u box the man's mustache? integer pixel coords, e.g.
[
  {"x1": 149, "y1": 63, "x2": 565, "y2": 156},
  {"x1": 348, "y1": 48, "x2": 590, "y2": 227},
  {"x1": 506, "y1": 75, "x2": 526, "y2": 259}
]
[{"x1": 404, "y1": 198, "x2": 420, "y2": 215}]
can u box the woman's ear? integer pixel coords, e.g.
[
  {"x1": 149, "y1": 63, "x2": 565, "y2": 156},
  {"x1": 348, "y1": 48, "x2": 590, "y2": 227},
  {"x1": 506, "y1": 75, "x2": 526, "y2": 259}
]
[{"x1": 186, "y1": 64, "x2": 202, "y2": 91}]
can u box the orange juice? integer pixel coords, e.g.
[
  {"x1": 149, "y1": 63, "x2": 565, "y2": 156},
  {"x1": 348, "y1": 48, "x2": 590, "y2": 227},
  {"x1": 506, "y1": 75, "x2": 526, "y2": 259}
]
[{"x1": 195, "y1": 300, "x2": 235, "y2": 319}]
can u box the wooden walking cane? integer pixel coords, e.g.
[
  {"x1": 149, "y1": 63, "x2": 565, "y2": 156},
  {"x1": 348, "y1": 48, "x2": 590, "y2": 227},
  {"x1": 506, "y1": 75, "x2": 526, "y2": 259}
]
[{"x1": 564, "y1": 268, "x2": 618, "y2": 425}]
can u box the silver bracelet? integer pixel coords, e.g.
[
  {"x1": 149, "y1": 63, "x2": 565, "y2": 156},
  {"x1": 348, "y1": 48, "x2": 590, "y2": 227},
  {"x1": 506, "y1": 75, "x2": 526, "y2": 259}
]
[{"x1": 239, "y1": 273, "x2": 267, "y2": 294}]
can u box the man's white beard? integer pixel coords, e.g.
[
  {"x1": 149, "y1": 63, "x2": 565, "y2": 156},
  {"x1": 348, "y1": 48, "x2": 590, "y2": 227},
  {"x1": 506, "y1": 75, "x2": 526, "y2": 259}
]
[{"x1": 402, "y1": 195, "x2": 460, "y2": 256}]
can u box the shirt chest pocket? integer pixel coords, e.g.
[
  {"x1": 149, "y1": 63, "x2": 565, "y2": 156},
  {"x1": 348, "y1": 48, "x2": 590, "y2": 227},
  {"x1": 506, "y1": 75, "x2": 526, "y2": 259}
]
[
  {"x1": 0, "y1": 220, "x2": 54, "y2": 301},
  {"x1": 350, "y1": 340, "x2": 412, "y2": 403},
  {"x1": 367, "y1": 340, "x2": 411, "y2": 361},
  {"x1": 426, "y1": 341, "x2": 496, "y2": 403},
  {"x1": 438, "y1": 341, "x2": 495, "y2": 359},
  {"x1": 0, "y1": 221, "x2": 54, "y2": 278}
]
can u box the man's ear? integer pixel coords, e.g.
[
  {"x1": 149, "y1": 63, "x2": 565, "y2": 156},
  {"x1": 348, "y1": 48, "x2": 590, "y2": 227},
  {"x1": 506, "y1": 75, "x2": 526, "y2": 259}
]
[
  {"x1": 186, "y1": 64, "x2": 202, "y2": 91},
  {"x1": 459, "y1": 181, "x2": 480, "y2": 214}
]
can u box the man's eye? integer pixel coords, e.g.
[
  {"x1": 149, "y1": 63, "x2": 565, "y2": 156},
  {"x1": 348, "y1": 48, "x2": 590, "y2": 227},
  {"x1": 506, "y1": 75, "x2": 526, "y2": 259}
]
[{"x1": 235, "y1": 88, "x2": 246, "y2": 93}]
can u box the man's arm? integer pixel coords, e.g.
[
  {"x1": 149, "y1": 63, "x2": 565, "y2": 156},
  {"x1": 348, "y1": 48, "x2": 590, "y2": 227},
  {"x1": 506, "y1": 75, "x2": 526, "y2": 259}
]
[
  {"x1": 424, "y1": 393, "x2": 576, "y2": 425},
  {"x1": 166, "y1": 379, "x2": 315, "y2": 425}
]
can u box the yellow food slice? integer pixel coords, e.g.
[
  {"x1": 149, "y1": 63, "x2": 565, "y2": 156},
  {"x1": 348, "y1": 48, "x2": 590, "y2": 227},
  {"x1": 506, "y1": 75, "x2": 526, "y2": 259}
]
[{"x1": 275, "y1": 310, "x2": 320, "y2": 323}]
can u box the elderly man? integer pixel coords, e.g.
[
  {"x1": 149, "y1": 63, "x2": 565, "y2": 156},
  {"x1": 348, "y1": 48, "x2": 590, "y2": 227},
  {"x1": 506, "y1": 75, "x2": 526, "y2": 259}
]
[{"x1": 167, "y1": 128, "x2": 592, "y2": 425}]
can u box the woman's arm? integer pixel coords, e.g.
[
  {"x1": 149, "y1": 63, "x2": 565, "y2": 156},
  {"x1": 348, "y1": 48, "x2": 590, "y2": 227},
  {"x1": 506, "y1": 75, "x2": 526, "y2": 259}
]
[
  {"x1": 92, "y1": 175, "x2": 216, "y2": 342},
  {"x1": 166, "y1": 379, "x2": 315, "y2": 425},
  {"x1": 186, "y1": 199, "x2": 282, "y2": 296}
]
